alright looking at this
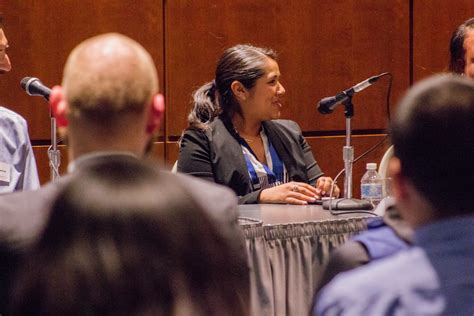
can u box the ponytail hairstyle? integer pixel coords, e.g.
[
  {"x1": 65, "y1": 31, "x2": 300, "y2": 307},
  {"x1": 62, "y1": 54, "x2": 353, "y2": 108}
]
[
  {"x1": 449, "y1": 17, "x2": 474, "y2": 74},
  {"x1": 187, "y1": 44, "x2": 277, "y2": 129}
]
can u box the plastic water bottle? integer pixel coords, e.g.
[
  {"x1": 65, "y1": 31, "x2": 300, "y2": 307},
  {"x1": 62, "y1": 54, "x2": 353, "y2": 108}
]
[{"x1": 361, "y1": 163, "x2": 383, "y2": 206}]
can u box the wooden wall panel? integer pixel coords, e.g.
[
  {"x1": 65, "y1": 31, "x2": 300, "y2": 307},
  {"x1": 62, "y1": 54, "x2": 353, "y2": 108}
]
[
  {"x1": 150, "y1": 141, "x2": 166, "y2": 166},
  {"x1": 165, "y1": 1, "x2": 409, "y2": 137},
  {"x1": 413, "y1": 1, "x2": 474, "y2": 81},
  {"x1": 166, "y1": 141, "x2": 180, "y2": 168},
  {"x1": 3, "y1": 1, "x2": 472, "y2": 198},
  {"x1": 0, "y1": 1, "x2": 164, "y2": 140}
]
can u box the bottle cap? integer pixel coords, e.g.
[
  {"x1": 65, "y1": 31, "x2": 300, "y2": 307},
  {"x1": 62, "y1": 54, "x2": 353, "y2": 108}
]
[{"x1": 366, "y1": 162, "x2": 377, "y2": 170}]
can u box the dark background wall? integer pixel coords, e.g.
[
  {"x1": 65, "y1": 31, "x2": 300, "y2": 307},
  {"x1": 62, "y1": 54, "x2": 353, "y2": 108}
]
[{"x1": 1, "y1": 1, "x2": 472, "y2": 197}]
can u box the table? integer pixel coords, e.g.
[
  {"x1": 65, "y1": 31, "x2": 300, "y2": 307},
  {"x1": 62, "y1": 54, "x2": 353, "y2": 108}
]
[{"x1": 238, "y1": 204, "x2": 376, "y2": 316}]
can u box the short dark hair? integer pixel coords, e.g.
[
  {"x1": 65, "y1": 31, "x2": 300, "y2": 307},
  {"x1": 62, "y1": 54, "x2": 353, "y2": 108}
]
[
  {"x1": 449, "y1": 17, "x2": 474, "y2": 73},
  {"x1": 11, "y1": 157, "x2": 249, "y2": 315},
  {"x1": 390, "y1": 75, "x2": 474, "y2": 216},
  {"x1": 188, "y1": 44, "x2": 277, "y2": 129}
]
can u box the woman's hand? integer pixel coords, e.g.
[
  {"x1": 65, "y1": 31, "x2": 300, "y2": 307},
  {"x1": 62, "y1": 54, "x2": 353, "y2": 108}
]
[
  {"x1": 259, "y1": 181, "x2": 318, "y2": 205},
  {"x1": 315, "y1": 177, "x2": 340, "y2": 198}
]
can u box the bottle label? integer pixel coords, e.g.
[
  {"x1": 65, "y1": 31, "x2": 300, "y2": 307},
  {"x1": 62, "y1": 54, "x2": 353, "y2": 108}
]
[{"x1": 361, "y1": 183, "x2": 383, "y2": 200}]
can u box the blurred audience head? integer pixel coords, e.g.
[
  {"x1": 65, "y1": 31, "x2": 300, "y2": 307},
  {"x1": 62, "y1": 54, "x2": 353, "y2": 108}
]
[
  {"x1": 188, "y1": 44, "x2": 277, "y2": 128},
  {"x1": 449, "y1": 17, "x2": 474, "y2": 77},
  {"x1": 49, "y1": 33, "x2": 165, "y2": 158},
  {"x1": 0, "y1": 14, "x2": 12, "y2": 74},
  {"x1": 11, "y1": 158, "x2": 249, "y2": 315},
  {"x1": 390, "y1": 75, "x2": 474, "y2": 227}
]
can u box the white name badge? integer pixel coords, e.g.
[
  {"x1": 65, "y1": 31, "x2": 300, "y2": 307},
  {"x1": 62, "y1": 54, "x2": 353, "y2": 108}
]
[{"x1": 0, "y1": 162, "x2": 11, "y2": 183}]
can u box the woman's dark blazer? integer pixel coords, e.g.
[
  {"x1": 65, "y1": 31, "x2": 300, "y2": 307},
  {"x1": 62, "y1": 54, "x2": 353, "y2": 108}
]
[{"x1": 177, "y1": 117, "x2": 324, "y2": 204}]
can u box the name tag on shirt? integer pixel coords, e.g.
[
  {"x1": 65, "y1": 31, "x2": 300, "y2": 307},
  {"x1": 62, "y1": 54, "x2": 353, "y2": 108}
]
[{"x1": 0, "y1": 162, "x2": 11, "y2": 183}]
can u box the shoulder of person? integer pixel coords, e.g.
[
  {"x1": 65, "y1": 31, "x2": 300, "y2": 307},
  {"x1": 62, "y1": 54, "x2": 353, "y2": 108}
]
[
  {"x1": 267, "y1": 119, "x2": 302, "y2": 132},
  {"x1": 0, "y1": 106, "x2": 28, "y2": 127},
  {"x1": 0, "y1": 177, "x2": 68, "y2": 249},
  {"x1": 183, "y1": 119, "x2": 223, "y2": 139},
  {"x1": 0, "y1": 107, "x2": 29, "y2": 143},
  {"x1": 318, "y1": 247, "x2": 440, "y2": 307},
  {"x1": 160, "y1": 170, "x2": 237, "y2": 209},
  {"x1": 264, "y1": 120, "x2": 304, "y2": 142}
]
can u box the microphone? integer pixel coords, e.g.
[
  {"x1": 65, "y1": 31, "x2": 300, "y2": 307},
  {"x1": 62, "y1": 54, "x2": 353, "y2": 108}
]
[
  {"x1": 20, "y1": 77, "x2": 51, "y2": 101},
  {"x1": 318, "y1": 74, "x2": 383, "y2": 114}
]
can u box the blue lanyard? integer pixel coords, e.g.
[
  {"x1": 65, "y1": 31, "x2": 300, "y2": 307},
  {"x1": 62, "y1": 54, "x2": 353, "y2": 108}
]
[
  {"x1": 239, "y1": 133, "x2": 284, "y2": 188},
  {"x1": 268, "y1": 140, "x2": 284, "y2": 182}
]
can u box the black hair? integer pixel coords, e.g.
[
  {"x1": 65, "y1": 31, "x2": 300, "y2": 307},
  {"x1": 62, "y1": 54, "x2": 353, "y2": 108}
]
[
  {"x1": 449, "y1": 17, "x2": 474, "y2": 73},
  {"x1": 390, "y1": 75, "x2": 474, "y2": 216},
  {"x1": 187, "y1": 44, "x2": 276, "y2": 129}
]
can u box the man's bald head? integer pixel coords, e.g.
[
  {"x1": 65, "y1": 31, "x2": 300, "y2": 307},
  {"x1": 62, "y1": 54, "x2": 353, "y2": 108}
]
[{"x1": 62, "y1": 33, "x2": 159, "y2": 124}]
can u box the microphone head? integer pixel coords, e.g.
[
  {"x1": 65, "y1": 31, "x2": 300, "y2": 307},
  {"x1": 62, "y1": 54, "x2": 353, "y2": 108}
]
[
  {"x1": 318, "y1": 96, "x2": 337, "y2": 114},
  {"x1": 20, "y1": 76, "x2": 51, "y2": 101},
  {"x1": 20, "y1": 77, "x2": 36, "y2": 90}
]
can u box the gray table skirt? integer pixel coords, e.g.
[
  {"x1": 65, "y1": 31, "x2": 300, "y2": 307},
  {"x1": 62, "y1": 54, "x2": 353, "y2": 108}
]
[{"x1": 239, "y1": 215, "x2": 371, "y2": 316}]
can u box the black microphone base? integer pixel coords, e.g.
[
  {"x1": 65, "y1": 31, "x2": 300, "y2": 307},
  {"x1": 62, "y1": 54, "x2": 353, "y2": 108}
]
[{"x1": 322, "y1": 198, "x2": 373, "y2": 211}]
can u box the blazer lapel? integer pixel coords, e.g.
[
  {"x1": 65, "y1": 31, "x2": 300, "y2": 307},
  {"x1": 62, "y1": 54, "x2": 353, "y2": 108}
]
[
  {"x1": 210, "y1": 119, "x2": 251, "y2": 194},
  {"x1": 263, "y1": 121, "x2": 308, "y2": 182}
]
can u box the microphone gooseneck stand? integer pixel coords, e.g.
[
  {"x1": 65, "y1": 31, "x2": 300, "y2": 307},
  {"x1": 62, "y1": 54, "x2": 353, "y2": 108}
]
[
  {"x1": 48, "y1": 109, "x2": 61, "y2": 181},
  {"x1": 20, "y1": 76, "x2": 60, "y2": 181},
  {"x1": 323, "y1": 96, "x2": 373, "y2": 211}
]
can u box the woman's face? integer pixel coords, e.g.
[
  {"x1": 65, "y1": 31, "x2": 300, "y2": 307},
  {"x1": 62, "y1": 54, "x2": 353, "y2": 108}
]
[
  {"x1": 463, "y1": 29, "x2": 474, "y2": 79},
  {"x1": 241, "y1": 57, "x2": 285, "y2": 122}
]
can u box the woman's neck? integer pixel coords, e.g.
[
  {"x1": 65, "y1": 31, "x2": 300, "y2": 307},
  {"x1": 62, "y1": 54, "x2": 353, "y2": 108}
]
[{"x1": 232, "y1": 115, "x2": 262, "y2": 137}]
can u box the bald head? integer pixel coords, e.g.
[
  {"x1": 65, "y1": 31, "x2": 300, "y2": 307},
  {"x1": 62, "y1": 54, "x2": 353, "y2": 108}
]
[
  {"x1": 52, "y1": 33, "x2": 164, "y2": 159},
  {"x1": 62, "y1": 33, "x2": 158, "y2": 124}
]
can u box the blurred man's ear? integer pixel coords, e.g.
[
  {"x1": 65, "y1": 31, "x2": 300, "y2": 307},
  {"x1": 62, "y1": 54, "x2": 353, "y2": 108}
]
[
  {"x1": 389, "y1": 157, "x2": 405, "y2": 201},
  {"x1": 49, "y1": 86, "x2": 69, "y2": 127},
  {"x1": 0, "y1": 28, "x2": 12, "y2": 74},
  {"x1": 146, "y1": 93, "x2": 165, "y2": 134}
]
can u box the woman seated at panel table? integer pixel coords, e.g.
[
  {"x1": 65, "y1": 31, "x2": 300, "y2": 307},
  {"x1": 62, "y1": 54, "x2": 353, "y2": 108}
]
[{"x1": 178, "y1": 44, "x2": 340, "y2": 204}]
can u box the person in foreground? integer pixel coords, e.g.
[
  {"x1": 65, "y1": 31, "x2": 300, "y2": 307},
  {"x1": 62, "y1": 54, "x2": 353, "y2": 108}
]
[
  {"x1": 178, "y1": 44, "x2": 339, "y2": 204},
  {"x1": 314, "y1": 199, "x2": 413, "y2": 293},
  {"x1": 0, "y1": 15, "x2": 39, "y2": 193},
  {"x1": 314, "y1": 74, "x2": 474, "y2": 315},
  {"x1": 313, "y1": 17, "x2": 474, "y2": 297},
  {"x1": 0, "y1": 33, "x2": 245, "y2": 313},
  {"x1": 10, "y1": 158, "x2": 248, "y2": 315}
]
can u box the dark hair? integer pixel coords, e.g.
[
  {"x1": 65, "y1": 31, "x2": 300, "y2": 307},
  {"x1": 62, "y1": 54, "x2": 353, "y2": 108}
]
[
  {"x1": 390, "y1": 75, "x2": 474, "y2": 216},
  {"x1": 187, "y1": 44, "x2": 277, "y2": 129},
  {"x1": 449, "y1": 17, "x2": 474, "y2": 73},
  {"x1": 11, "y1": 158, "x2": 249, "y2": 315}
]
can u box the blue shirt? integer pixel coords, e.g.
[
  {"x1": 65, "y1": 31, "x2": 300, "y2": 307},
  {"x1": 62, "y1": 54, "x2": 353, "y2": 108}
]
[
  {"x1": 351, "y1": 217, "x2": 410, "y2": 260},
  {"x1": 0, "y1": 106, "x2": 40, "y2": 193},
  {"x1": 314, "y1": 216, "x2": 474, "y2": 315}
]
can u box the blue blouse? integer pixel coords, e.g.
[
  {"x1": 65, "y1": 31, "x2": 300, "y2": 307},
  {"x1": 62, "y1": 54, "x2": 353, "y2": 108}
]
[{"x1": 238, "y1": 127, "x2": 287, "y2": 192}]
